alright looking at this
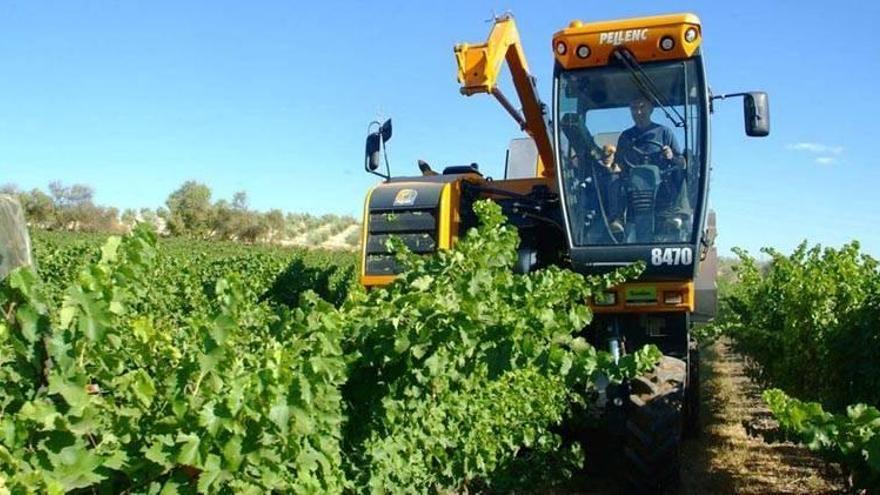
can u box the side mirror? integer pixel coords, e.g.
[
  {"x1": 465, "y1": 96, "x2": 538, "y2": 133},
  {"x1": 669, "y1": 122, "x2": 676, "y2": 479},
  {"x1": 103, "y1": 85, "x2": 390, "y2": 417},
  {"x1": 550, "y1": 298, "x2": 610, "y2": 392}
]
[
  {"x1": 743, "y1": 92, "x2": 770, "y2": 137},
  {"x1": 365, "y1": 133, "x2": 382, "y2": 172},
  {"x1": 364, "y1": 119, "x2": 393, "y2": 178}
]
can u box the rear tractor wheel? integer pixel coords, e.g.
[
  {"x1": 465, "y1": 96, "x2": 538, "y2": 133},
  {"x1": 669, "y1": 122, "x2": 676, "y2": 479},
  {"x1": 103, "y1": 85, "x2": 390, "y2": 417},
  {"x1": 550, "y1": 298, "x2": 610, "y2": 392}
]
[{"x1": 623, "y1": 355, "x2": 686, "y2": 494}]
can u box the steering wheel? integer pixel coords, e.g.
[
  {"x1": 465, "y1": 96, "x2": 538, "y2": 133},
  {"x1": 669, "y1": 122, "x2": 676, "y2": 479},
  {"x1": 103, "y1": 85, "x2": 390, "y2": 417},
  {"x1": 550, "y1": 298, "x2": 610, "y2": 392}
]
[{"x1": 621, "y1": 139, "x2": 666, "y2": 169}]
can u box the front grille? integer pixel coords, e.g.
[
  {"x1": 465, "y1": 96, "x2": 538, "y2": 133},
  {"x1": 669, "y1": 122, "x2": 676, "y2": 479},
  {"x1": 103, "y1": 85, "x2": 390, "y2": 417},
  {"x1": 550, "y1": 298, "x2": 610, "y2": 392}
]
[
  {"x1": 365, "y1": 207, "x2": 439, "y2": 276},
  {"x1": 365, "y1": 254, "x2": 399, "y2": 275},
  {"x1": 366, "y1": 232, "x2": 437, "y2": 254},
  {"x1": 369, "y1": 210, "x2": 437, "y2": 233}
]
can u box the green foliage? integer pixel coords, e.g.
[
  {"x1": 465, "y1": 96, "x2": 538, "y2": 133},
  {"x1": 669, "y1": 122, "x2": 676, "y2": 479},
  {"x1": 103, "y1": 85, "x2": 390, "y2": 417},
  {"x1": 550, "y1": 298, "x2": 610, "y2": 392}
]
[
  {"x1": 165, "y1": 181, "x2": 215, "y2": 237},
  {"x1": 764, "y1": 389, "x2": 880, "y2": 491},
  {"x1": 2, "y1": 181, "x2": 123, "y2": 233},
  {"x1": 3, "y1": 200, "x2": 656, "y2": 493},
  {"x1": 30, "y1": 230, "x2": 358, "y2": 313},
  {"x1": 715, "y1": 241, "x2": 880, "y2": 488},
  {"x1": 343, "y1": 226, "x2": 362, "y2": 247},
  {"x1": 690, "y1": 322, "x2": 725, "y2": 344},
  {"x1": 339, "y1": 200, "x2": 654, "y2": 492},
  {"x1": 717, "y1": 242, "x2": 880, "y2": 409},
  {"x1": 6, "y1": 180, "x2": 362, "y2": 247},
  {"x1": 265, "y1": 252, "x2": 356, "y2": 308},
  {"x1": 1, "y1": 226, "x2": 349, "y2": 493}
]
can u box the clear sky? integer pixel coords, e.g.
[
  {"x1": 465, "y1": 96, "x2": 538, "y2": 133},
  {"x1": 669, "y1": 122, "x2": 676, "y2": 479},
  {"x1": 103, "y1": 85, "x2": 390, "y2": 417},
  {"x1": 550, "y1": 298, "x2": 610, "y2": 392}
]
[{"x1": 1, "y1": 1, "x2": 878, "y2": 257}]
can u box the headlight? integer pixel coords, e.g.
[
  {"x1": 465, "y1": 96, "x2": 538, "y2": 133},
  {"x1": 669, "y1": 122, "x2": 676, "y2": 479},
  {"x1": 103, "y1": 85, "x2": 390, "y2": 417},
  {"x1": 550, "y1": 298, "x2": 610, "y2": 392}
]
[{"x1": 664, "y1": 291, "x2": 684, "y2": 305}]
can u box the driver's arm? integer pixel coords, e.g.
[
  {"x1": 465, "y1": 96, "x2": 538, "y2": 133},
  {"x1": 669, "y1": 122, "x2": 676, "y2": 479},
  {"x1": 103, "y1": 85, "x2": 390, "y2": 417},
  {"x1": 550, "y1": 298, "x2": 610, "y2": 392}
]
[
  {"x1": 614, "y1": 130, "x2": 633, "y2": 169},
  {"x1": 662, "y1": 128, "x2": 686, "y2": 168}
]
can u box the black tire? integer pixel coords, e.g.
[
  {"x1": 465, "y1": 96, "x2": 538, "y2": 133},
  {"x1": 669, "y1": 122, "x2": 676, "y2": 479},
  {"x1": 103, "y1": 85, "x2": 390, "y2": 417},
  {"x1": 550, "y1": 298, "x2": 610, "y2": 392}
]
[
  {"x1": 684, "y1": 338, "x2": 701, "y2": 438},
  {"x1": 623, "y1": 356, "x2": 686, "y2": 494}
]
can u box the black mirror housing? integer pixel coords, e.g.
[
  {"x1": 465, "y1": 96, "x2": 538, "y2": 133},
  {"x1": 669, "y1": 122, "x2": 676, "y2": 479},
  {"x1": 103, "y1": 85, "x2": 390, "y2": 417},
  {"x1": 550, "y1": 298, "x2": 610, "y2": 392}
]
[
  {"x1": 744, "y1": 92, "x2": 770, "y2": 137},
  {"x1": 365, "y1": 132, "x2": 382, "y2": 172},
  {"x1": 380, "y1": 119, "x2": 392, "y2": 142},
  {"x1": 364, "y1": 119, "x2": 393, "y2": 178}
]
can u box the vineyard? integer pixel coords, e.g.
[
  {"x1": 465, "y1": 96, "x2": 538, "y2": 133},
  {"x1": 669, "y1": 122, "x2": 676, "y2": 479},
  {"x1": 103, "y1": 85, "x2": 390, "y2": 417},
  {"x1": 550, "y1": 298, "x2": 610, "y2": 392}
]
[
  {"x1": 29, "y1": 231, "x2": 358, "y2": 310},
  {"x1": 0, "y1": 201, "x2": 661, "y2": 493},
  {"x1": 3, "y1": 203, "x2": 879, "y2": 493},
  {"x1": 714, "y1": 243, "x2": 880, "y2": 490},
  {"x1": 3, "y1": 209, "x2": 856, "y2": 487},
  {"x1": 2, "y1": 1, "x2": 876, "y2": 492}
]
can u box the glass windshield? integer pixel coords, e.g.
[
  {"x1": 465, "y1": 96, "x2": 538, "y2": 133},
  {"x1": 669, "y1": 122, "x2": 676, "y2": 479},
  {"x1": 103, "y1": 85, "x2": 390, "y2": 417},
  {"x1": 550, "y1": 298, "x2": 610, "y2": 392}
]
[{"x1": 556, "y1": 58, "x2": 705, "y2": 246}]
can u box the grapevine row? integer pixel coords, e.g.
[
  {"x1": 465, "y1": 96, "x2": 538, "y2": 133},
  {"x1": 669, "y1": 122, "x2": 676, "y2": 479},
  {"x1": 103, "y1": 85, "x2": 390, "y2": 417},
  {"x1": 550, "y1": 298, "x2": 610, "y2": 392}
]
[
  {"x1": 1, "y1": 201, "x2": 658, "y2": 493},
  {"x1": 716, "y1": 242, "x2": 880, "y2": 490}
]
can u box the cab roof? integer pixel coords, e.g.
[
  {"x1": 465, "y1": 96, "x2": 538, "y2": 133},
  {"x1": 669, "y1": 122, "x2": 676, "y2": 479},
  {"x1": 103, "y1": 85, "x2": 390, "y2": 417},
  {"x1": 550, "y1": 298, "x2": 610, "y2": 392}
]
[{"x1": 553, "y1": 13, "x2": 702, "y2": 69}]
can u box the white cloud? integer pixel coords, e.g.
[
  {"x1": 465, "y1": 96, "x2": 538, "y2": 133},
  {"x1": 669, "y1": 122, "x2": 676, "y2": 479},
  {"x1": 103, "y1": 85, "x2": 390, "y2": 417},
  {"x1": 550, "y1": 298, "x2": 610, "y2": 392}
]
[
  {"x1": 787, "y1": 142, "x2": 845, "y2": 165},
  {"x1": 787, "y1": 142, "x2": 845, "y2": 155}
]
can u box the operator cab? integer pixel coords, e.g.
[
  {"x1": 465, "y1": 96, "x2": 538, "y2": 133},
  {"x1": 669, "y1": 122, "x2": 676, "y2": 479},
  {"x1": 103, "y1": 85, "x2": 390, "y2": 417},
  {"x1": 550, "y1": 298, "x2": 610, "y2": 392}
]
[
  {"x1": 551, "y1": 14, "x2": 767, "y2": 279},
  {"x1": 558, "y1": 62, "x2": 704, "y2": 247}
]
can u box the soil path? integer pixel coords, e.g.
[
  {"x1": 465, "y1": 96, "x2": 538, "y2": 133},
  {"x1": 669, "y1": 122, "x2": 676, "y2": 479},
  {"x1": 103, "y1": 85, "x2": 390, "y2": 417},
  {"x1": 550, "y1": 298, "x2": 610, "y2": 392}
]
[{"x1": 677, "y1": 338, "x2": 846, "y2": 494}]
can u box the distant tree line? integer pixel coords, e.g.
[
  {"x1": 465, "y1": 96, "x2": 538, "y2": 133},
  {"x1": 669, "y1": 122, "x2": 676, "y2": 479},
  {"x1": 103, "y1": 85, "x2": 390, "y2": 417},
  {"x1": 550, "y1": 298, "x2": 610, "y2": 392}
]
[
  {"x1": 1, "y1": 180, "x2": 359, "y2": 246},
  {"x1": 1, "y1": 182, "x2": 122, "y2": 233}
]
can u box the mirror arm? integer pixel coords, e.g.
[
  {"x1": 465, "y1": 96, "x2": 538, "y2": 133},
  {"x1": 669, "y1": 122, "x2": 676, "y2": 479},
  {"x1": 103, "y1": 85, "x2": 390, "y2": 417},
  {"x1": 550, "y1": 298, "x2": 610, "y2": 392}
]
[
  {"x1": 709, "y1": 92, "x2": 749, "y2": 101},
  {"x1": 368, "y1": 167, "x2": 390, "y2": 181},
  {"x1": 382, "y1": 136, "x2": 391, "y2": 179}
]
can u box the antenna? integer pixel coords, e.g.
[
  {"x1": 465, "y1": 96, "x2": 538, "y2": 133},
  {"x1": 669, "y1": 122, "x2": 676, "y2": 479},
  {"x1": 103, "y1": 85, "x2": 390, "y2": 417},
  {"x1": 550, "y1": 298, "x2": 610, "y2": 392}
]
[{"x1": 485, "y1": 10, "x2": 513, "y2": 23}]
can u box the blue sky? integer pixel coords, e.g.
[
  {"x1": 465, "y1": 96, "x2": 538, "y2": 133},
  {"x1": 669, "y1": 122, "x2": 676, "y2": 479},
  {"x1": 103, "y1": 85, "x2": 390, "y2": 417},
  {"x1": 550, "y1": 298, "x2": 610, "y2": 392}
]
[{"x1": 1, "y1": 1, "x2": 878, "y2": 257}]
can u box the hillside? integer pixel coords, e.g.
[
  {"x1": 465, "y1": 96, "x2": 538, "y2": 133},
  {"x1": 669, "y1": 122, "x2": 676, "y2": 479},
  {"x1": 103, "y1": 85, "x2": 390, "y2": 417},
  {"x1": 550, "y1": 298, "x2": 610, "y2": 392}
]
[{"x1": 2, "y1": 182, "x2": 364, "y2": 251}]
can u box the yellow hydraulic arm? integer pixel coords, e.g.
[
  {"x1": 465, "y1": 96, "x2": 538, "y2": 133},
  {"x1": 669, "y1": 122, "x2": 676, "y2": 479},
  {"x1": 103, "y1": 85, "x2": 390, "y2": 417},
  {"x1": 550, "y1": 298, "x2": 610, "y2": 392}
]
[{"x1": 454, "y1": 15, "x2": 556, "y2": 179}]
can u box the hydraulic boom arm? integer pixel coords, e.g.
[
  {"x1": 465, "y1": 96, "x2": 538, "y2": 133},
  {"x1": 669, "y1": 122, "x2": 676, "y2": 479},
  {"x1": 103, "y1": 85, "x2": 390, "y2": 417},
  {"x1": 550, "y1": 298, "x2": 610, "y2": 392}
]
[{"x1": 454, "y1": 15, "x2": 556, "y2": 179}]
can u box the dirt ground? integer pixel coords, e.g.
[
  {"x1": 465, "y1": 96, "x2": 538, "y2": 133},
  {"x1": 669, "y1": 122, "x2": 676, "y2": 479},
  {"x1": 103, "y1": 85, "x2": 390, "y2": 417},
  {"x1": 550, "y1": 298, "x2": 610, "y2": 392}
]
[
  {"x1": 676, "y1": 338, "x2": 846, "y2": 494},
  {"x1": 575, "y1": 338, "x2": 847, "y2": 494}
]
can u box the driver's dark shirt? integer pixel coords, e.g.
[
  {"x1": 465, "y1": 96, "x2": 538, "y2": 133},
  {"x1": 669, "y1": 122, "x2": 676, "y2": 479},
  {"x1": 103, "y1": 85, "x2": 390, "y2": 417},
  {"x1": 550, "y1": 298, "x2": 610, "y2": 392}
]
[{"x1": 616, "y1": 122, "x2": 681, "y2": 167}]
